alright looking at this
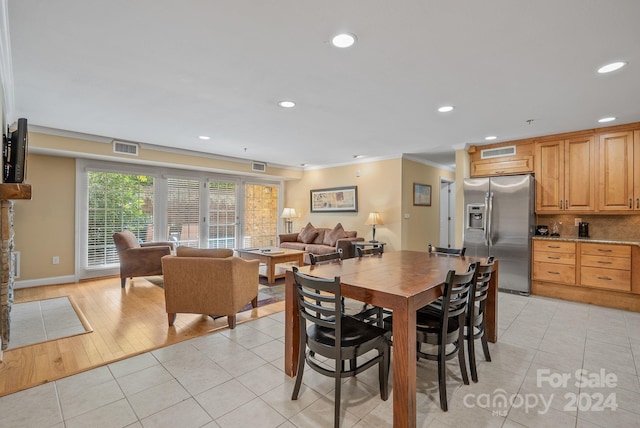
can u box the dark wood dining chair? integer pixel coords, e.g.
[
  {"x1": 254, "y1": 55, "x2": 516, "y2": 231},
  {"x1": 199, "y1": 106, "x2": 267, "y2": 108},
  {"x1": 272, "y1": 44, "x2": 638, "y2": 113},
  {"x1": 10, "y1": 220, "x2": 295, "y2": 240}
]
[
  {"x1": 354, "y1": 245, "x2": 387, "y2": 326},
  {"x1": 356, "y1": 245, "x2": 384, "y2": 257},
  {"x1": 309, "y1": 249, "x2": 343, "y2": 265},
  {"x1": 428, "y1": 243, "x2": 466, "y2": 256},
  {"x1": 466, "y1": 256, "x2": 496, "y2": 382},
  {"x1": 291, "y1": 266, "x2": 391, "y2": 427},
  {"x1": 386, "y1": 262, "x2": 478, "y2": 411}
]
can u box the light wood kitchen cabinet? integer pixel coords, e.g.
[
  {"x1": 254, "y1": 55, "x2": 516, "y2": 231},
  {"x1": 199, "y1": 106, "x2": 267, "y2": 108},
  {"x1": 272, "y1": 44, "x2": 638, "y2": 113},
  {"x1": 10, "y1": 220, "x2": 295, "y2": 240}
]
[
  {"x1": 535, "y1": 136, "x2": 595, "y2": 212},
  {"x1": 532, "y1": 240, "x2": 576, "y2": 285},
  {"x1": 471, "y1": 156, "x2": 533, "y2": 177},
  {"x1": 580, "y1": 243, "x2": 631, "y2": 291},
  {"x1": 598, "y1": 131, "x2": 636, "y2": 211}
]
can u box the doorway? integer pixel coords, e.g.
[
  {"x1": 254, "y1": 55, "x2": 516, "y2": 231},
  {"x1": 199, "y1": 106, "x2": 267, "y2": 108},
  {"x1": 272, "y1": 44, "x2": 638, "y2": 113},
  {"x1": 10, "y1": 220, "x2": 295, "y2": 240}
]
[{"x1": 439, "y1": 178, "x2": 456, "y2": 248}]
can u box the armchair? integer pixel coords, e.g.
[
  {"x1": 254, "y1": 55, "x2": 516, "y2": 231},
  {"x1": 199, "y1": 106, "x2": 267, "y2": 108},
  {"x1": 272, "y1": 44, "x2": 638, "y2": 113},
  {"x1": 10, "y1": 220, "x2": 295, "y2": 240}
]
[
  {"x1": 161, "y1": 248, "x2": 260, "y2": 329},
  {"x1": 113, "y1": 230, "x2": 175, "y2": 288}
]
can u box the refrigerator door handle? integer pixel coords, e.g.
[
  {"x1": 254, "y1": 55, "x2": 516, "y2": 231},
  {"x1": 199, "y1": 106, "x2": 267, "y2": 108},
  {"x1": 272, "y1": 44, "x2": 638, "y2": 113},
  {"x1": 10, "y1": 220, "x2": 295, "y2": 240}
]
[{"x1": 486, "y1": 192, "x2": 494, "y2": 246}]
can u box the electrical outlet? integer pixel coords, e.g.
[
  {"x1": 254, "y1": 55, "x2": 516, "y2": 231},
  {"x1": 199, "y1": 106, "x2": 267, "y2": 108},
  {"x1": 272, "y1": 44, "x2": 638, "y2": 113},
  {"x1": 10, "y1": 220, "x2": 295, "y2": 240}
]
[
  {"x1": 52, "y1": 256, "x2": 59, "y2": 265},
  {"x1": 574, "y1": 218, "x2": 582, "y2": 226}
]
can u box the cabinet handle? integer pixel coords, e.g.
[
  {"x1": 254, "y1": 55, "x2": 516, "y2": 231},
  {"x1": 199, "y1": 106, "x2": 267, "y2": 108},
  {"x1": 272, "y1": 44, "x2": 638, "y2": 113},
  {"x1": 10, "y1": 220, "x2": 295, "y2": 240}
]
[
  {"x1": 548, "y1": 245, "x2": 561, "y2": 249},
  {"x1": 597, "y1": 249, "x2": 612, "y2": 252},
  {"x1": 597, "y1": 261, "x2": 612, "y2": 264},
  {"x1": 636, "y1": 198, "x2": 639, "y2": 209},
  {"x1": 547, "y1": 256, "x2": 561, "y2": 260},
  {"x1": 559, "y1": 200, "x2": 563, "y2": 209},
  {"x1": 565, "y1": 200, "x2": 568, "y2": 209},
  {"x1": 597, "y1": 276, "x2": 612, "y2": 281},
  {"x1": 495, "y1": 170, "x2": 505, "y2": 174},
  {"x1": 630, "y1": 198, "x2": 633, "y2": 208},
  {"x1": 548, "y1": 271, "x2": 560, "y2": 275}
]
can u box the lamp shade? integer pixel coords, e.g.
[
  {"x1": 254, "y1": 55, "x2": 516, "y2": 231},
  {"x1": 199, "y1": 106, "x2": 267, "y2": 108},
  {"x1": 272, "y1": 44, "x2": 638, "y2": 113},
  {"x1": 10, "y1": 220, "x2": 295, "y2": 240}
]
[
  {"x1": 365, "y1": 212, "x2": 382, "y2": 225},
  {"x1": 281, "y1": 207, "x2": 297, "y2": 219}
]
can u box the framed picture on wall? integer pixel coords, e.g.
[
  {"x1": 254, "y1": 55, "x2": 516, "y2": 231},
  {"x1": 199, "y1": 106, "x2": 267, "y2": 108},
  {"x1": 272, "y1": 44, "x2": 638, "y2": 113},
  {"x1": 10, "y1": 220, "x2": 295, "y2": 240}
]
[
  {"x1": 310, "y1": 186, "x2": 358, "y2": 212},
  {"x1": 413, "y1": 183, "x2": 431, "y2": 206}
]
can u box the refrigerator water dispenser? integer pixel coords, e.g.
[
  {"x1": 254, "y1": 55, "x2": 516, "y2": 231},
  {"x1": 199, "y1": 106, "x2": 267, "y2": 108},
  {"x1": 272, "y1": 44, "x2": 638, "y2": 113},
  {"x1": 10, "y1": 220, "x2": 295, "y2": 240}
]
[{"x1": 466, "y1": 204, "x2": 485, "y2": 229}]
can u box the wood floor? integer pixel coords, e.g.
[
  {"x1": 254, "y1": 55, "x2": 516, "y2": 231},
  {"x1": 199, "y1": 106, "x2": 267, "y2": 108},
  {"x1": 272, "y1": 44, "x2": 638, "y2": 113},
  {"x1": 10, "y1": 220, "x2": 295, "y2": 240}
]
[{"x1": 0, "y1": 276, "x2": 284, "y2": 397}]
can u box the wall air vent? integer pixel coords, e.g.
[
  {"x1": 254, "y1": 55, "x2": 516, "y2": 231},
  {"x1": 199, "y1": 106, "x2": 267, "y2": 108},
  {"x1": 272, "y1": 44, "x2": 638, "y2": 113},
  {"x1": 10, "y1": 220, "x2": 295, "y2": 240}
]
[
  {"x1": 251, "y1": 161, "x2": 267, "y2": 172},
  {"x1": 113, "y1": 141, "x2": 139, "y2": 156},
  {"x1": 480, "y1": 145, "x2": 516, "y2": 159}
]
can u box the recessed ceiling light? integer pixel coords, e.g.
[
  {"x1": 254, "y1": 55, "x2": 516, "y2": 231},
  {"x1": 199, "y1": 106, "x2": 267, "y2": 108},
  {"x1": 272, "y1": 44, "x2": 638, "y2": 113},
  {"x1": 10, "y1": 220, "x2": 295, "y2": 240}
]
[
  {"x1": 300, "y1": 163, "x2": 308, "y2": 167},
  {"x1": 331, "y1": 33, "x2": 356, "y2": 48},
  {"x1": 598, "y1": 117, "x2": 616, "y2": 123},
  {"x1": 278, "y1": 100, "x2": 296, "y2": 108},
  {"x1": 597, "y1": 62, "x2": 627, "y2": 74},
  {"x1": 485, "y1": 136, "x2": 497, "y2": 141},
  {"x1": 353, "y1": 154, "x2": 364, "y2": 159},
  {"x1": 198, "y1": 135, "x2": 210, "y2": 140},
  {"x1": 438, "y1": 106, "x2": 454, "y2": 113}
]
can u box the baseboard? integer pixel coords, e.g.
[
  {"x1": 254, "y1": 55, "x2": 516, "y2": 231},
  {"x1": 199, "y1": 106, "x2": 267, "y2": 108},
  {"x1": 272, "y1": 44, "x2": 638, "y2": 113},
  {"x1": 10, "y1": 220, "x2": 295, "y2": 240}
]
[{"x1": 14, "y1": 275, "x2": 77, "y2": 289}]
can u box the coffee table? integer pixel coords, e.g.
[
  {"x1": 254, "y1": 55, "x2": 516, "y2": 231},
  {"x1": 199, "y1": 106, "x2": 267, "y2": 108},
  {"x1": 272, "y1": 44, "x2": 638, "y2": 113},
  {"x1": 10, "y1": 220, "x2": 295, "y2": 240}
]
[{"x1": 235, "y1": 247, "x2": 305, "y2": 284}]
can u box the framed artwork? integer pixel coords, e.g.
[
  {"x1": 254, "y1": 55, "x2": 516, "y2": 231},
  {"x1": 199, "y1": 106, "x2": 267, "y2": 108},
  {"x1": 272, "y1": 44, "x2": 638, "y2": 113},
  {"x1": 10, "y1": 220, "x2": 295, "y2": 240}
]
[
  {"x1": 413, "y1": 183, "x2": 431, "y2": 206},
  {"x1": 310, "y1": 186, "x2": 358, "y2": 212}
]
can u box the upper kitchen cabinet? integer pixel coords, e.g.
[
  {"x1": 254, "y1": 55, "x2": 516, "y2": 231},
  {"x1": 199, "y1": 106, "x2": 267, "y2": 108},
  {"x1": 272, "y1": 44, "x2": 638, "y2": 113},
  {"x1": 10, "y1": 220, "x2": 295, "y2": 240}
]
[
  {"x1": 535, "y1": 136, "x2": 595, "y2": 212},
  {"x1": 598, "y1": 131, "x2": 637, "y2": 211},
  {"x1": 469, "y1": 140, "x2": 534, "y2": 178}
]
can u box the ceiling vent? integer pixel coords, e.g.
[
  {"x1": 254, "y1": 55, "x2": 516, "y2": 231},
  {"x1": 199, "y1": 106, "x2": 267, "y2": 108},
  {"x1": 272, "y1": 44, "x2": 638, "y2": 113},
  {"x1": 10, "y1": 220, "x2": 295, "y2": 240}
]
[
  {"x1": 480, "y1": 145, "x2": 516, "y2": 159},
  {"x1": 251, "y1": 161, "x2": 267, "y2": 173},
  {"x1": 113, "y1": 141, "x2": 139, "y2": 156}
]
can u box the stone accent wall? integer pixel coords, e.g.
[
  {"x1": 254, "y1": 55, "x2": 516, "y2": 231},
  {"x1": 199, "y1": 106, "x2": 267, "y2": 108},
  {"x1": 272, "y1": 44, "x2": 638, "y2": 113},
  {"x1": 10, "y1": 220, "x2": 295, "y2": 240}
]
[{"x1": 0, "y1": 200, "x2": 14, "y2": 350}]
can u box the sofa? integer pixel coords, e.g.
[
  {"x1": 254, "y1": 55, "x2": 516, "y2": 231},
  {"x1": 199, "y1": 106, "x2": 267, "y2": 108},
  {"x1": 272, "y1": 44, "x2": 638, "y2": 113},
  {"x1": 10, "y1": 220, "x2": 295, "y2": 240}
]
[
  {"x1": 279, "y1": 222, "x2": 364, "y2": 263},
  {"x1": 161, "y1": 246, "x2": 260, "y2": 329}
]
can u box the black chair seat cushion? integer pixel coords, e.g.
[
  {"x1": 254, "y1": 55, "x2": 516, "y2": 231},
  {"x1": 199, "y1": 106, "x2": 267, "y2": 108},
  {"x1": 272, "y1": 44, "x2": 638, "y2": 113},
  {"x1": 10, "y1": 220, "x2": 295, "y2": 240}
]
[{"x1": 308, "y1": 316, "x2": 388, "y2": 348}]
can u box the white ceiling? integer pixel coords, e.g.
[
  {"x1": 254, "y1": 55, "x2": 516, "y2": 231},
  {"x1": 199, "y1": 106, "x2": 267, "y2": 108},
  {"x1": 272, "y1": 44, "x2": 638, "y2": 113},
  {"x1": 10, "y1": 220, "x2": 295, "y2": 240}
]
[{"x1": 6, "y1": 1, "x2": 640, "y2": 169}]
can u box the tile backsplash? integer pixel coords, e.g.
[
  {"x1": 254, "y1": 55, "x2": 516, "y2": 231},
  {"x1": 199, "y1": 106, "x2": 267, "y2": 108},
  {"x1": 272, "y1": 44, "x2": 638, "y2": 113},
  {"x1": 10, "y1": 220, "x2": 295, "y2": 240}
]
[{"x1": 536, "y1": 215, "x2": 640, "y2": 241}]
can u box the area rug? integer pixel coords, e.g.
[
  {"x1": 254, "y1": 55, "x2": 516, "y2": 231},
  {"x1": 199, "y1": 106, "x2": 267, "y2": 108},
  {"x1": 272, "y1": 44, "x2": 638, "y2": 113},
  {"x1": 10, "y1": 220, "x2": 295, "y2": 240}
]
[{"x1": 6, "y1": 296, "x2": 92, "y2": 350}]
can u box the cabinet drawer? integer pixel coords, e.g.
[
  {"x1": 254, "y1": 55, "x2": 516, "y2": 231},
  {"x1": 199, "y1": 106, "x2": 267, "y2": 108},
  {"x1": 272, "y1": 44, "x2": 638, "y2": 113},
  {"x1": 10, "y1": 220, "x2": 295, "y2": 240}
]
[
  {"x1": 580, "y1": 267, "x2": 631, "y2": 291},
  {"x1": 534, "y1": 251, "x2": 575, "y2": 265},
  {"x1": 580, "y1": 254, "x2": 631, "y2": 270},
  {"x1": 533, "y1": 240, "x2": 576, "y2": 253},
  {"x1": 533, "y1": 262, "x2": 575, "y2": 284},
  {"x1": 581, "y1": 243, "x2": 630, "y2": 258},
  {"x1": 471, "y1": 156, "x2": 533, "y2": 177}
]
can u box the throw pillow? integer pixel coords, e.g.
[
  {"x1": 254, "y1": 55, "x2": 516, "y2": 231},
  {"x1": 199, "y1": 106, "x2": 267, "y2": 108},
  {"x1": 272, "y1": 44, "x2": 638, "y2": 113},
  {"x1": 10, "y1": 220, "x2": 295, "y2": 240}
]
[
  {"x1": 324, "y1": 223, "x2": 348, "y2": 247},
  {"x1": 298, "y1": 222, "x2": 319, "y2": 244}
]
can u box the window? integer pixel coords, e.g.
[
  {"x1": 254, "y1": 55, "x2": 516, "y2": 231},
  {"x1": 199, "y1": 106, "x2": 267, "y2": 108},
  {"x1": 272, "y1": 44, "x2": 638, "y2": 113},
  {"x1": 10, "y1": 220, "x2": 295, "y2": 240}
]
[
  {"x1": 77, "y1": 160, "x2": 282, "y2": 280},
  {"x1": 87, "y1": 172, "x2": 154, "y2": 268}
]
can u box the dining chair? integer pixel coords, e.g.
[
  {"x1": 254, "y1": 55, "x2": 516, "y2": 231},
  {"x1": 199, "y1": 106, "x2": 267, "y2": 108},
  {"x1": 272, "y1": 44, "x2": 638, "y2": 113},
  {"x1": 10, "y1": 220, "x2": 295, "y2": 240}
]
[
  {"x1": 354, "y1": 245, "x2": 387, "y2": 326},
  {"x1": 309, "y1": 249, "x2": 343, "y2": 265},
  {"x1": 428, "y1": 243, "x2": 466, "y2": 256},
  {"x1": 386, "y1": 262, "x2": 478, "y2": 411},
  {"x1": 356, "y1": 245, "x2": 384, "y2": 257},
  {"x1": 466, "y1": 256, "x2": 496, "y2": 382},
  {"x1": 291, "y1": 266, "x2": 391, "y2": 427}
]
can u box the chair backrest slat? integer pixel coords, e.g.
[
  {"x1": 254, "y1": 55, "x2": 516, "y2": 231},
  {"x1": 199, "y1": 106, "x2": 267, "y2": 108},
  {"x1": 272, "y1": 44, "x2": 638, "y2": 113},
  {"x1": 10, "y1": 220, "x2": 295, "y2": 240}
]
[
  {"x1": 428, "y1": 243, "x2": 466, "y2": 256},
  {"x1": 356, "y1": 246, "x2": 383, "y2": 257},
  {"x1": 309, "y1": 249, "x2": 343, "y2": 265},
  {"x1": 293, "y1": 266, "x2": 342, "y2": 333}
]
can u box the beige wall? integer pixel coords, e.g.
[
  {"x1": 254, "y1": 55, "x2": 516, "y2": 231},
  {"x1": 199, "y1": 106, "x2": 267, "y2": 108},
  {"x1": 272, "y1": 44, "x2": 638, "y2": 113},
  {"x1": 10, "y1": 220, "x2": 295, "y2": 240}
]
[
  {"x1": 455, "y1": 149, "x2": 471, "y2": 247},
  {"x1": 401, "y1": 158, "x2": 455, "y2": 251},
  {"x1": 284, "y1": 159, "x2": 403, "y2": 250},
  {"x1": 14, "y1": 154, "x2": 75, "y2": 280}
]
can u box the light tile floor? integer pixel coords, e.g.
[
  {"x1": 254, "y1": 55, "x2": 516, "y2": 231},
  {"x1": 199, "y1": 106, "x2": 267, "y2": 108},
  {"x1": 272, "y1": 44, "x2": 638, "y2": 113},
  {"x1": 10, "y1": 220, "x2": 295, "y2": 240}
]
[{"x1": 2, "y1": 292, "x2": 640, "y2": 427}]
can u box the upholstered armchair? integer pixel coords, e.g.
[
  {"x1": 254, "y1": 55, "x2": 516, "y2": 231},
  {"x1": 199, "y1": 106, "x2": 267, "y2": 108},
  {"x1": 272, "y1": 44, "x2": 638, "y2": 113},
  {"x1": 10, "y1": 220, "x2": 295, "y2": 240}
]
[
  {"x1": 161, "y1": 247, "x2": 260, "y2": 329},
  {"x1": 112, "y1": 230, "x2": 175, "y2": 288}
]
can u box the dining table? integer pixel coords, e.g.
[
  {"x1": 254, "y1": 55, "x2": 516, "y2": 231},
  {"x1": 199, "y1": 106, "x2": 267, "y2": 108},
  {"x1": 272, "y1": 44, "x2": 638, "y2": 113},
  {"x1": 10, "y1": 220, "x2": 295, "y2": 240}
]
[{"x1": 284, "y1": 250, "x2": 498, "y2": 428}]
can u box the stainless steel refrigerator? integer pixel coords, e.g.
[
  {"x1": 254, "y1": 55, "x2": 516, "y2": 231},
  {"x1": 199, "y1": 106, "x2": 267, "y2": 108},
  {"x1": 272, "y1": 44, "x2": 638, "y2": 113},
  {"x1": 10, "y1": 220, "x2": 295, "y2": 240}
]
[{"x1": 463, "y1": 174, "x2": 535, "y2": 295}]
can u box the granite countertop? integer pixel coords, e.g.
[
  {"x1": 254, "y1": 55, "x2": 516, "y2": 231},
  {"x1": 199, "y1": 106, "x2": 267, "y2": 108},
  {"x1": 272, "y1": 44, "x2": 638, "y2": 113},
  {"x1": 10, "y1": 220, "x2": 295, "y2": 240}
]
[{"x1": 532, "y1": 236, "x2": 640, "y2": 246}]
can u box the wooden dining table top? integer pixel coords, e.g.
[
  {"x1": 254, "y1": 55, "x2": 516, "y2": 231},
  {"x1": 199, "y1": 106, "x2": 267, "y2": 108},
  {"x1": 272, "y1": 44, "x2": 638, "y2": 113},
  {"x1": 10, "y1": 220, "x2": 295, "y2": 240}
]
[{"x1": 284, "y1": 249, "x2": 499, "y2": 427}]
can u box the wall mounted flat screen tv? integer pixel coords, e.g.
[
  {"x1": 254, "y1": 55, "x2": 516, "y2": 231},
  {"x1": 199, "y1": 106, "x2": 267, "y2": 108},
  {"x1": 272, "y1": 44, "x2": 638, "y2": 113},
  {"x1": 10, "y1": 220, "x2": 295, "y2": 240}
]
[{"x1": 3, "y1": 118, "x2": 28, "y2": 183}]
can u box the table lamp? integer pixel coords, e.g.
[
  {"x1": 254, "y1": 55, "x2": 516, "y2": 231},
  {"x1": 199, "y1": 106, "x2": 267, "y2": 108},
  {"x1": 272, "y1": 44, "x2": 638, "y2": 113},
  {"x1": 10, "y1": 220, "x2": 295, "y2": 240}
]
[
  {"x1": 365, "y1": 212, "x2": 382, "y2": 243},
  {"x1": 281, "y1": 207, "x2": 297, "y2": 233}
]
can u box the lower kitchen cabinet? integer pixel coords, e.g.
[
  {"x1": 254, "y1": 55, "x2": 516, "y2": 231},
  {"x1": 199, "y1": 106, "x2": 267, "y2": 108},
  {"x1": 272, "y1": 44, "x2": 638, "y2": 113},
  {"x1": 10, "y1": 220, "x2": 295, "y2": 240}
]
[{"x1": 532, "y1": 239, "x2": 640, "y2": 311}]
